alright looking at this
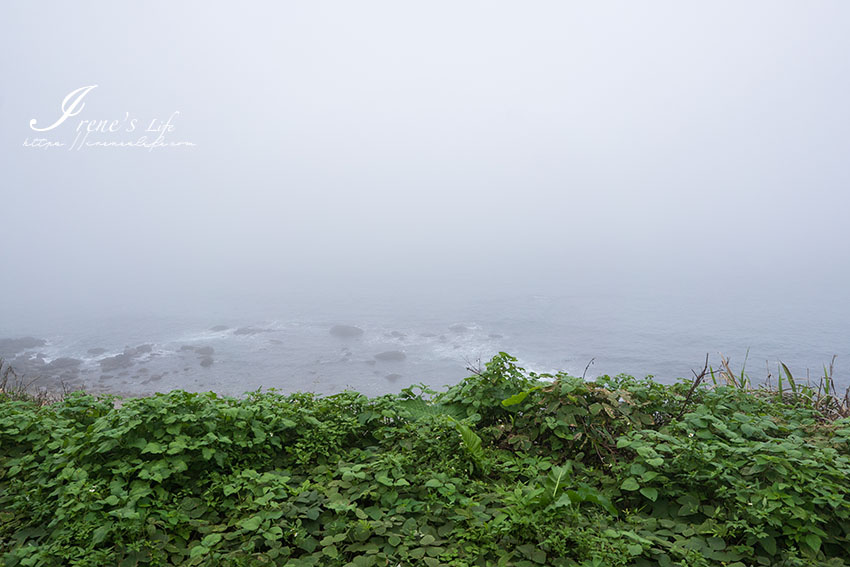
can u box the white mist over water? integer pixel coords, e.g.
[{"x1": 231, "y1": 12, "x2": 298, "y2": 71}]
[
  {"x1": 2, "y1": 284, "x2": 848, "y2": 396},
  {"x1": 1, "y1": 2, "x2": 849, "y2": 395}
]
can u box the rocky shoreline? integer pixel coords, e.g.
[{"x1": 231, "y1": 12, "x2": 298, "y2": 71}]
[{"x1": 0, "y1": 323, "x2": 471, "y2": 396}]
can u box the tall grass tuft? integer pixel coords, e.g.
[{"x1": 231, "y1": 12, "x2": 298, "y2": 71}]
[
  {"x1": 0, "y1": 358, "x2": 65, "y2": 405},
  {"x1": 710, "y1": 354, "x2": 850, "y2": 421}
]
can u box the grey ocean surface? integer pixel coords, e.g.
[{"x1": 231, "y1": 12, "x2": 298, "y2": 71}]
[{"x1": 2, "y1": 288, "x2": 848, "y2": 397}]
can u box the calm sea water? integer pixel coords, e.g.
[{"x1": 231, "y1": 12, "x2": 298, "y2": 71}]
[{"x1": 2, "y1": 287, "x2": 848, "y2": 397}]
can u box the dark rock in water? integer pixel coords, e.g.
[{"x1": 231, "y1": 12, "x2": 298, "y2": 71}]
[
  {"x1": 330, "y1": 325, "x2": 364, "y2": 339},
  {"x1": 150, "y1": 374, "x2": 164, "y2": 381},
  {"x1": 488, "y1": 334, "x2": 503, "y2": 339},
  {"x1": 0, "y1": 337, "x2": 47, "y2": 356},
  {"x1": 199, "y1": 356, "x2": 214, "y2": 368},
  {"x1": 2, "y1": 355, "x2": 36, "y2": 379},
  {"x1": 268, "y1": 339, "x2": 283, "y2": 345},
  {"x1": 364, "y1": 360, "x2": 377, "y2": 366},
  {"x1": 56, "y1": 372, "x2": 80, "y2": 384},
  {"x1": 107, "y1": 344, "x2": 154, "y2": 362},
  {"x1": 100, "y1": 353, "x2": 135, "y2": 372},
  {"x1": 179, "y1": 345, "x2": 196, "y2": 352},
  {"x1": 100, "y1": 374, "x2": 113, "y2": 381},
  {"x1": 385, "y1": 373, "x2": 402, "y2": 382},
  {"x1": 449, "y1": 324, "x2": 469, "y2": 333},
  {"x1": 87, "y1": 347, "x2": 107, "y2": 356},
  {"x1": 374, "y1": 350, "x2": 406, "y2": 362},
  {"x1": 45, "y1": 357, "x2": 82, "y2": 371},
  {"x1": 388, "y1": 331, "x2": 407, "y2": 339},
  {"x1": 138, "y1": 367, "x2": 149, "y2": 373},
  {"x1": 234, "y1": 327, "x2": 267, "y2": 336},
  {"x1": 421, "y1": 332, "x2": 437, "y2": 338},
  {"x1": 210, "y1": 325, "x2": 229, "y2": 332},
  {"x1": 195, "y1": 346, "x2": 215, "y2": 356}
]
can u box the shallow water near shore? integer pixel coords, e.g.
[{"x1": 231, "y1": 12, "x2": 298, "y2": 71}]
[{"x1": 3, "y1": 284, "x2": 848, "y2": 397}]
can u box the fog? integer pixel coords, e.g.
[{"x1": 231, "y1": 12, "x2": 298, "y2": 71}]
[{"x1": 1, "y1": 2, "x2": 849, "y2": 390}]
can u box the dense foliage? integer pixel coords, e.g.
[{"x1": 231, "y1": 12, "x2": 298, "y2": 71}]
[{"x1": 2, "y1": 353, "x2": 849, "y2": 566}]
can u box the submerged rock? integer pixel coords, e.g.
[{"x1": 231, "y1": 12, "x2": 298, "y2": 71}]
[
  {"x1": 45, "y1": 357, "x2": 82, "y2": 371},
  {"x1": 449, "y1": 324, "x2": 470, "y2": 333},
  {"x1": 195, "y1": 346, "x2": 214, "y2": 356},
  {"x1": 330, "y1": 325, "x2": 364, "y2": 339},
  {"x1": 374, "y1": 350, "x2": 406, "y2": 362},
  {"x1": 210, "y1": 325, "x2": 229, "y2": 332},
  {"x1": 87, "y1": 347, "x2": 107, "y2": 356},
  {"x1": 0, "y1": 337, "x2": 47, "y2": 356},
  {"x1": 199, "y1": 356, "x2": 214, "y2": 368},
  {"x1": 100, "y1": 353, "x2": 135, "y2": 372},
  {"x1": 234, "y1": 327, "x2": 268, "y2": 336},
  {"x1": 385, "y1": 373, "x2": 402, "y2": 382},
  {"x1": 97, "y1": 344, "x2": 153, "y2": 372}
]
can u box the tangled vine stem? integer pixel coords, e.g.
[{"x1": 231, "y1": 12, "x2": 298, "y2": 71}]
[
  {"x1": 582, "y1": 357, "x2": 596, "y2": 380},
  {"x1": 675, "y1": 353, "x2": 710, "y2": 421}
]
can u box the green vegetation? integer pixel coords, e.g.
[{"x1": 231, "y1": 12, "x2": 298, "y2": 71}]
[{"x1": 2, "y1": 353, "x2": 850, "y2": 566}]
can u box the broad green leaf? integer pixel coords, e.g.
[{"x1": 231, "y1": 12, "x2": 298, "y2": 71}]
[
  {"x1": 189, "y1": 545, "x2": 209, "y2": 558},
  {"x1": 640, "y1": 487, "x2": 658, "y2": 502},
  {"x1": 239, "y1": 516, "x2": 262, "y2": 531},
  {"x1": 803, "y1": 533, "x2": 821, "y2": 554},
  {"x1": 202, "y1": 533, "x2": 222, "y2": 547},
  {"x1": 759, "y1": 535, "x2": 777, "y2": 555},
  {"x1": 322, "y1": 545, "x2": 338, "y2": 558}
]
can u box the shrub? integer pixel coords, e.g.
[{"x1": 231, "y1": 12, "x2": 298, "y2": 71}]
[{"x1": 1, "y1": 355, "x2": 848, "y2": 566}]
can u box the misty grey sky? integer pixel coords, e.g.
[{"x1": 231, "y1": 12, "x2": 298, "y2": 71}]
[{"x1": 2, "y1": 1, "x2": 850, "y2": 318}]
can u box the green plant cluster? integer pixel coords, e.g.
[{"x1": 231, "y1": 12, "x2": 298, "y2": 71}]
[{"x1": 1, "y1": 353, "x2": 849, "y2": 566}]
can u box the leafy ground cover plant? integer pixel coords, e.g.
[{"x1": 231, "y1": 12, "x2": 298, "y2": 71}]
[{"x1": 1, "y1": 353, "x2": 849, "y2": 566}]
